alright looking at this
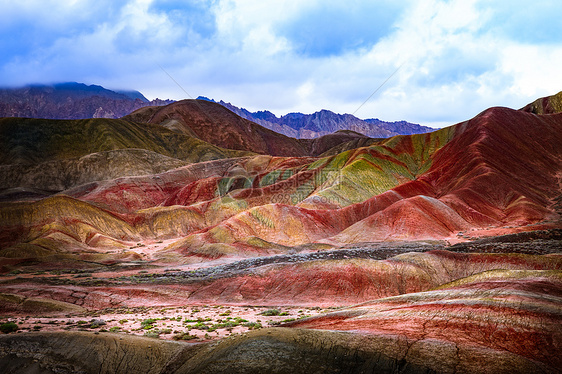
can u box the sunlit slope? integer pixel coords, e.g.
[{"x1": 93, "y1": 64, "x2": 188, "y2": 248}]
[
  {"x1": 155, "y1": 127, "x2": 458, "y2": 254},
  {"x1": 325, "y1": 107, "x2": 562, "y2": 242},
  {"x1": 168, "y1": 107, "x2": 561, "y2": 255},
  {"x1": 298, "y1": 126, "x2": 456, "y2": 208},
  {"x1": 51, "y1": 125, "x2": 454, "y2": 238},
  {"x1": 522, "y1": 90, "x2": 562, "y2": 114}
]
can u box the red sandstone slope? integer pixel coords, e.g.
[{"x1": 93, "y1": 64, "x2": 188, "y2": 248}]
[
  {"x1": 123, "y1": 100, "x2": 311, "y2": 156},
  {"x1": 286, "y1": 270, "x2": 562, "y2": 371},
  {"x1": 166, "y1": 107, "x2": 561, "y2": 256},
  {"x1": 2, "y1": 251, "x2": 559, "y2": 309},
  {"x1": 324, "y1": 107, "x2": 562, "y2": 243}
]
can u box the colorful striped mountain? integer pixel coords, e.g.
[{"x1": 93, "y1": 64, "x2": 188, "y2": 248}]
[{"x1": 0, "y1": 92, "x2": 560, "y2": 373}]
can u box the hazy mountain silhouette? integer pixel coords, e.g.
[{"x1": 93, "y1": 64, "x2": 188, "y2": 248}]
[
  {"x1": 198, "y1": 96, "x2": 435, "y2": 138},
  {"x1": 0, "y1": 82, "x2": 172, "y2": 119}
]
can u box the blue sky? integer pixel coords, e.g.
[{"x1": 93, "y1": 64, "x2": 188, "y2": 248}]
[{"x1": 1, "y1": 0, "x2": 562, "y2": 127}]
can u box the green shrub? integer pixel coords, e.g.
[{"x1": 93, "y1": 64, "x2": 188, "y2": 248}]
[
  {"x1": 243, "y1": 322, "x2": 262, "y2": 330},
  {"x1": 155, "y1": 328, "x2": 172, "y2": 335},
  {"x1": 74, "y1": 273, "x2": 92, "y2": 278},
  {"x1": 189, "y1": 322, "x2": 209, "y2": 330},
  {"x1": 0, "y1": 322, "x2": 18, "y2": 334},
  {"x1": 141, "y1": 318, "x2": 157, "y2": 330},
  {"x1": 173, "y1": 332, "x2": 197, "y2": 341},
  {"x1": 260, "y1": 309, "x2": 281, "y2": 316},
  {"x1": 219, "y1": 321, "x2": 238, "y2": 328}
]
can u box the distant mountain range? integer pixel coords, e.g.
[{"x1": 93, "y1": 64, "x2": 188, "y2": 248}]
[
  {"x1": 0, "y1": 82, "x2": 173, "y2": 119},
  {"x1": 198, "y1": 96, "x2": 434, "y2": 138},
  {"x1": 0, "y1": 82, "x2": 434, "y2": 138}
]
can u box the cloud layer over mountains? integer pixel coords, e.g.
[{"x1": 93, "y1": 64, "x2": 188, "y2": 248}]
[{"x1": 2, "y1": 0, "x2": 562, "y2": 127}]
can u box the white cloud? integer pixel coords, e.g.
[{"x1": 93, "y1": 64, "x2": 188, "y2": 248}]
[
  {"x1": 0, "y1": 0, "x2": 106, "y2": 29},
  {"x1": 1, "y1": 0, "x2": 561, "y2": 127},
  {"x1": 500, "y1": 44, "x2": 562, "y2": 98}
]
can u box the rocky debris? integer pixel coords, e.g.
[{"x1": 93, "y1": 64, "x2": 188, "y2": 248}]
[
  {"x1": 448, "y1": 229, "x2": 562, "y2": 254},
  {"x1": 2, "y1": 243, "x2": 559, "y2": 311},
  {"x1": 88, "y1": 319, "x2": 106, "y2": 328},
  {"x1": 117, "y1": 236, "x2": 560, "y2": 284}
]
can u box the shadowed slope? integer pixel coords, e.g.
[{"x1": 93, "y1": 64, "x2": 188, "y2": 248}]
[
  {"x1": 0, "y1": 149, "x2": 188, "y2": 192},
  {"x1": 0, "y1": 195, "x2": 140, "y2": 260},
  {"x1": 0, "y1": 82, "x2": 173, "y2": 119},
  {"x1": 0, "y1": 117, "x2": 249, "y2": 166},
  {"x1": 64, "y1": 157, "x2": 251, "y2": 213},
  {"x1": 0, "y1": 331, "x2": 197, "y2": 374},
  {"x1": 2, "y1": 328, "x2": 552, "y2": 374},
  {"x1": 0, "y1": 117, "x2": 253, "y2": 197}
]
